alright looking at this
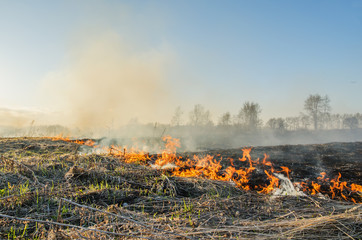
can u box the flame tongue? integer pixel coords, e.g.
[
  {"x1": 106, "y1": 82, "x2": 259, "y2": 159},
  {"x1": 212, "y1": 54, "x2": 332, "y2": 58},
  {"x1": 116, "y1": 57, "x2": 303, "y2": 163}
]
[
  {"x1": 49, "y1": 135, "x2": 362, "y2": 202},
  {"x1": 49, "y1": 134, "x2": 96, "y2": 147},
  {"x1": 108, "y1": 136, "x2": 290, "y2": 194}
]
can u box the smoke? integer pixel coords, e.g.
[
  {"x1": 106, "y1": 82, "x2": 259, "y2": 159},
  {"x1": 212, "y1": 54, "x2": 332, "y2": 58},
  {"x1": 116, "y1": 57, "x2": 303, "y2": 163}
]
[
  {"x1": 42, "y1": 30, "x2": 174, "y2": 131},
  {"x1": 0, "y1": 108, "x2": 31, "y2": 127},
  {"x1": 0, "y1": 107, "x2": 45, "y2": 127}
]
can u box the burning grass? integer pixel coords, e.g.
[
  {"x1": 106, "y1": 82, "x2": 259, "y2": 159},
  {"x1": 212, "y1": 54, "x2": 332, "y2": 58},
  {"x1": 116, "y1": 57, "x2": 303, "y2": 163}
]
[{"x1": 0, "y1": 137, "x2": 361, "y2": 239}]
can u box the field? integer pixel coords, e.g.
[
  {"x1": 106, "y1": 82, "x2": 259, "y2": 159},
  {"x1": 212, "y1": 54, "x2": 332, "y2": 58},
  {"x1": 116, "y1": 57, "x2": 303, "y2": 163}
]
[{"x1": 0, "y1": 137, "x2": 361, "y2": 239}]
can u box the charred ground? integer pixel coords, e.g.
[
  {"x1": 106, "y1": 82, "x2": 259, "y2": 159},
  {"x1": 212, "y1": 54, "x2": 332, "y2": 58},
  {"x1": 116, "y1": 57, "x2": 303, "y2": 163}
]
[
  {"x1": 196, "y1": 142, "x2": 362, "y2": 186},
  {"x1": 0, "y1": 137, "x2": 360, "y2": 239}
]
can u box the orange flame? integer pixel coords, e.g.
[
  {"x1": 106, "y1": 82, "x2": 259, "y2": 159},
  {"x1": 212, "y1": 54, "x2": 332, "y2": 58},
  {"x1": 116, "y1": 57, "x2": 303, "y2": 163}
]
[
  {"x1": 107, "y1": 145, "x2": 149, "y2": 164},
  {"x1": 311, "y1": 181, "x2": 321, "y2": 195},
  {"x1": 317, "y1": 172, "x2": 328, "y2": 181},
  {"x1": 48, "y1": 134, "x2": 96, "y2": 147},
  {"x1": 351, "y1": 183, "x2": 362, "y2": 192},
  {"x1": 155, "y1": 136, "x2": 181, "y2": 166},
  {"x1": 329, "y1": 173, "x2": 348, "y2": 200},
  {"x1": 50, "y1": 135, "x2": 362, "y2": 203},
  {"x1": 278, "y1": 166, "x2": 291, "y2": 179},
  {"x1": 296, "y1": 172, "x2": 361, "y2": 202}
]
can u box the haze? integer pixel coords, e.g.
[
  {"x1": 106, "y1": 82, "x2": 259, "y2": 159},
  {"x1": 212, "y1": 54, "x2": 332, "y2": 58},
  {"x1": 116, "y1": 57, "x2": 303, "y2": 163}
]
[{"x1": 1, "y1": 1, "x2": 361, "y2": 129}]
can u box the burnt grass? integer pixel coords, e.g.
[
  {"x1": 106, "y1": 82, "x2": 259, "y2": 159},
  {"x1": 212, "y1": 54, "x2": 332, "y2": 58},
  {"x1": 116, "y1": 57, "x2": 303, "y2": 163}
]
[
  {"x1": 0, "y1": 137, "x2": 361, "y2": 239},
  {"x1": 195, "y1": 142, "x2": 362, "y2": 192}
]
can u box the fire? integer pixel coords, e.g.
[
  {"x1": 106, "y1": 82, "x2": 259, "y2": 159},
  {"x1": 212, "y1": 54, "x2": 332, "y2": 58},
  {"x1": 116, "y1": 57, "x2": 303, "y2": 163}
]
[
  {"x1": 49, "y1": 134, "x2": 96, "y2": 147},
  {"x1": 155, "y1": 136, "x2": 181, "y2": 167},
  {"x1": 258, "y1": 170, "x2": 278, "y2": 194},
  {"x1": 310, "y1": 181, "x2": 321, "y2": 195},
  {"x1": 107, "y1": 145, "x2": 149, "y2": 164},
  {"x1": 50, "y1": 135, "x2": 362, "y2": 203},
  {"x1": 103, "y1": 136, "x2": 287, "y2": 194},
  {"x1": 278, "y1": 166, "x2": 291, "y2": 179},
  {"x1": 330, "y1": 173, "x2": 348, "y2": 200},
  {"x1": 351, "y1": 183, "x2": 362, "y2": 192},
  {"x1": 317, "y1": 172, "x2": 328, "y2": 181},
  {"x1": 297, "y1": 172, "x2": 362, "y2": 203}
]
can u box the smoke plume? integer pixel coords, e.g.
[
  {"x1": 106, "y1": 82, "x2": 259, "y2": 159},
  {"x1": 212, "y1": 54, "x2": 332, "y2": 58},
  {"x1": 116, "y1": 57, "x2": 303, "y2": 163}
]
[
  {"x1": 42, "y1": 30, "x2": 174, "y2": 131},
  {"x1": 0, "y1": 108, "x2": 35, "y2": 127}
]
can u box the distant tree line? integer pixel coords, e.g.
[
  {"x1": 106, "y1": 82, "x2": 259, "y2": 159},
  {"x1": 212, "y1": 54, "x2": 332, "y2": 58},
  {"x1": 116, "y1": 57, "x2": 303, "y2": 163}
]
[
  {"x1": 2, "y1": 94, "x2": 360, "y2": 138},
  {"x1": 170, "y1": 94, "x2": 362, "y2": 131}
]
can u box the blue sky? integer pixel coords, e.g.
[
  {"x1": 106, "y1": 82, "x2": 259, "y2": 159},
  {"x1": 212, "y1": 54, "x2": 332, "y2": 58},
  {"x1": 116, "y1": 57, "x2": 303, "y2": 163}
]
[{"x1": 0, "y1": 1, "x2": 361, "y2": 126}]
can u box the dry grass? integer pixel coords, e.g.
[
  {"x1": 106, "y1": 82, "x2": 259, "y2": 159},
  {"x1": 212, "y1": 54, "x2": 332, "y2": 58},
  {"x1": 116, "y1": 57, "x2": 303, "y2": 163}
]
[{"x1": 0, "y1": 137, "x2": 360, "y2": 239}]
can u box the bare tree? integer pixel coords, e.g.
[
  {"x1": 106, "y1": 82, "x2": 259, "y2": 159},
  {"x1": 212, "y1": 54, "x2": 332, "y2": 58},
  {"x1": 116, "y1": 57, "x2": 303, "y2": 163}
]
[
  {"x1": 285, "y1": 117, "x2": 300, "y2": 131},
  {"x1": 236, "y1": 101, "x2": 262, "y2": 130},
  {"x1": 218, "y1": 112, "x2": 232, "y2": 126},
  {"x1": 189, "y1": 104, "x2": 213, "y2": 126},
  {"x1": 332, "y1": 114, "x2": 344, "y2": 129},
  {"x1": 266, "y1": 118, "x2": 285, "y2": 130},
  {"x1": 299, "y1": 113, "x2": 311, "y2": 129},
  {"x1": 304, "y1": 94, "x2": 331, "y2": 130},
  {"x1": 170, "y1": 106, "x2": 183, "y2": 126},
  {"x1": 343, "y1": 116, "x2": 359, "y2": 129},
  {"x1": 356, "y1": 113, "x2": 362, "y2": 128}
]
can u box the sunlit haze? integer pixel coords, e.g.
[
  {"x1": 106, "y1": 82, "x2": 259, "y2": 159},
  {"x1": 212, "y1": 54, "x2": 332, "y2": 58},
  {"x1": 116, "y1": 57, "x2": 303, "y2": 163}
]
[{"x1": 1, "y1": 1, "x2": 361, "y2": 128}]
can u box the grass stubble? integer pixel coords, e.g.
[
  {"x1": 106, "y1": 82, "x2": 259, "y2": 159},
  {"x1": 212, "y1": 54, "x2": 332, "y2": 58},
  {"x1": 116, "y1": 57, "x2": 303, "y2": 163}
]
[{"x1": 0, "y1": 137, "x2": 360, "y2": 239}]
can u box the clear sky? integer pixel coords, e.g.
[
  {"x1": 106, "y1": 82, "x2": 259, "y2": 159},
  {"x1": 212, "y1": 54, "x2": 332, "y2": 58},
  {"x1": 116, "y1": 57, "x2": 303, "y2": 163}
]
[{"x1": 0, "y1": 0, "x2": 361, "y2": 126}]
